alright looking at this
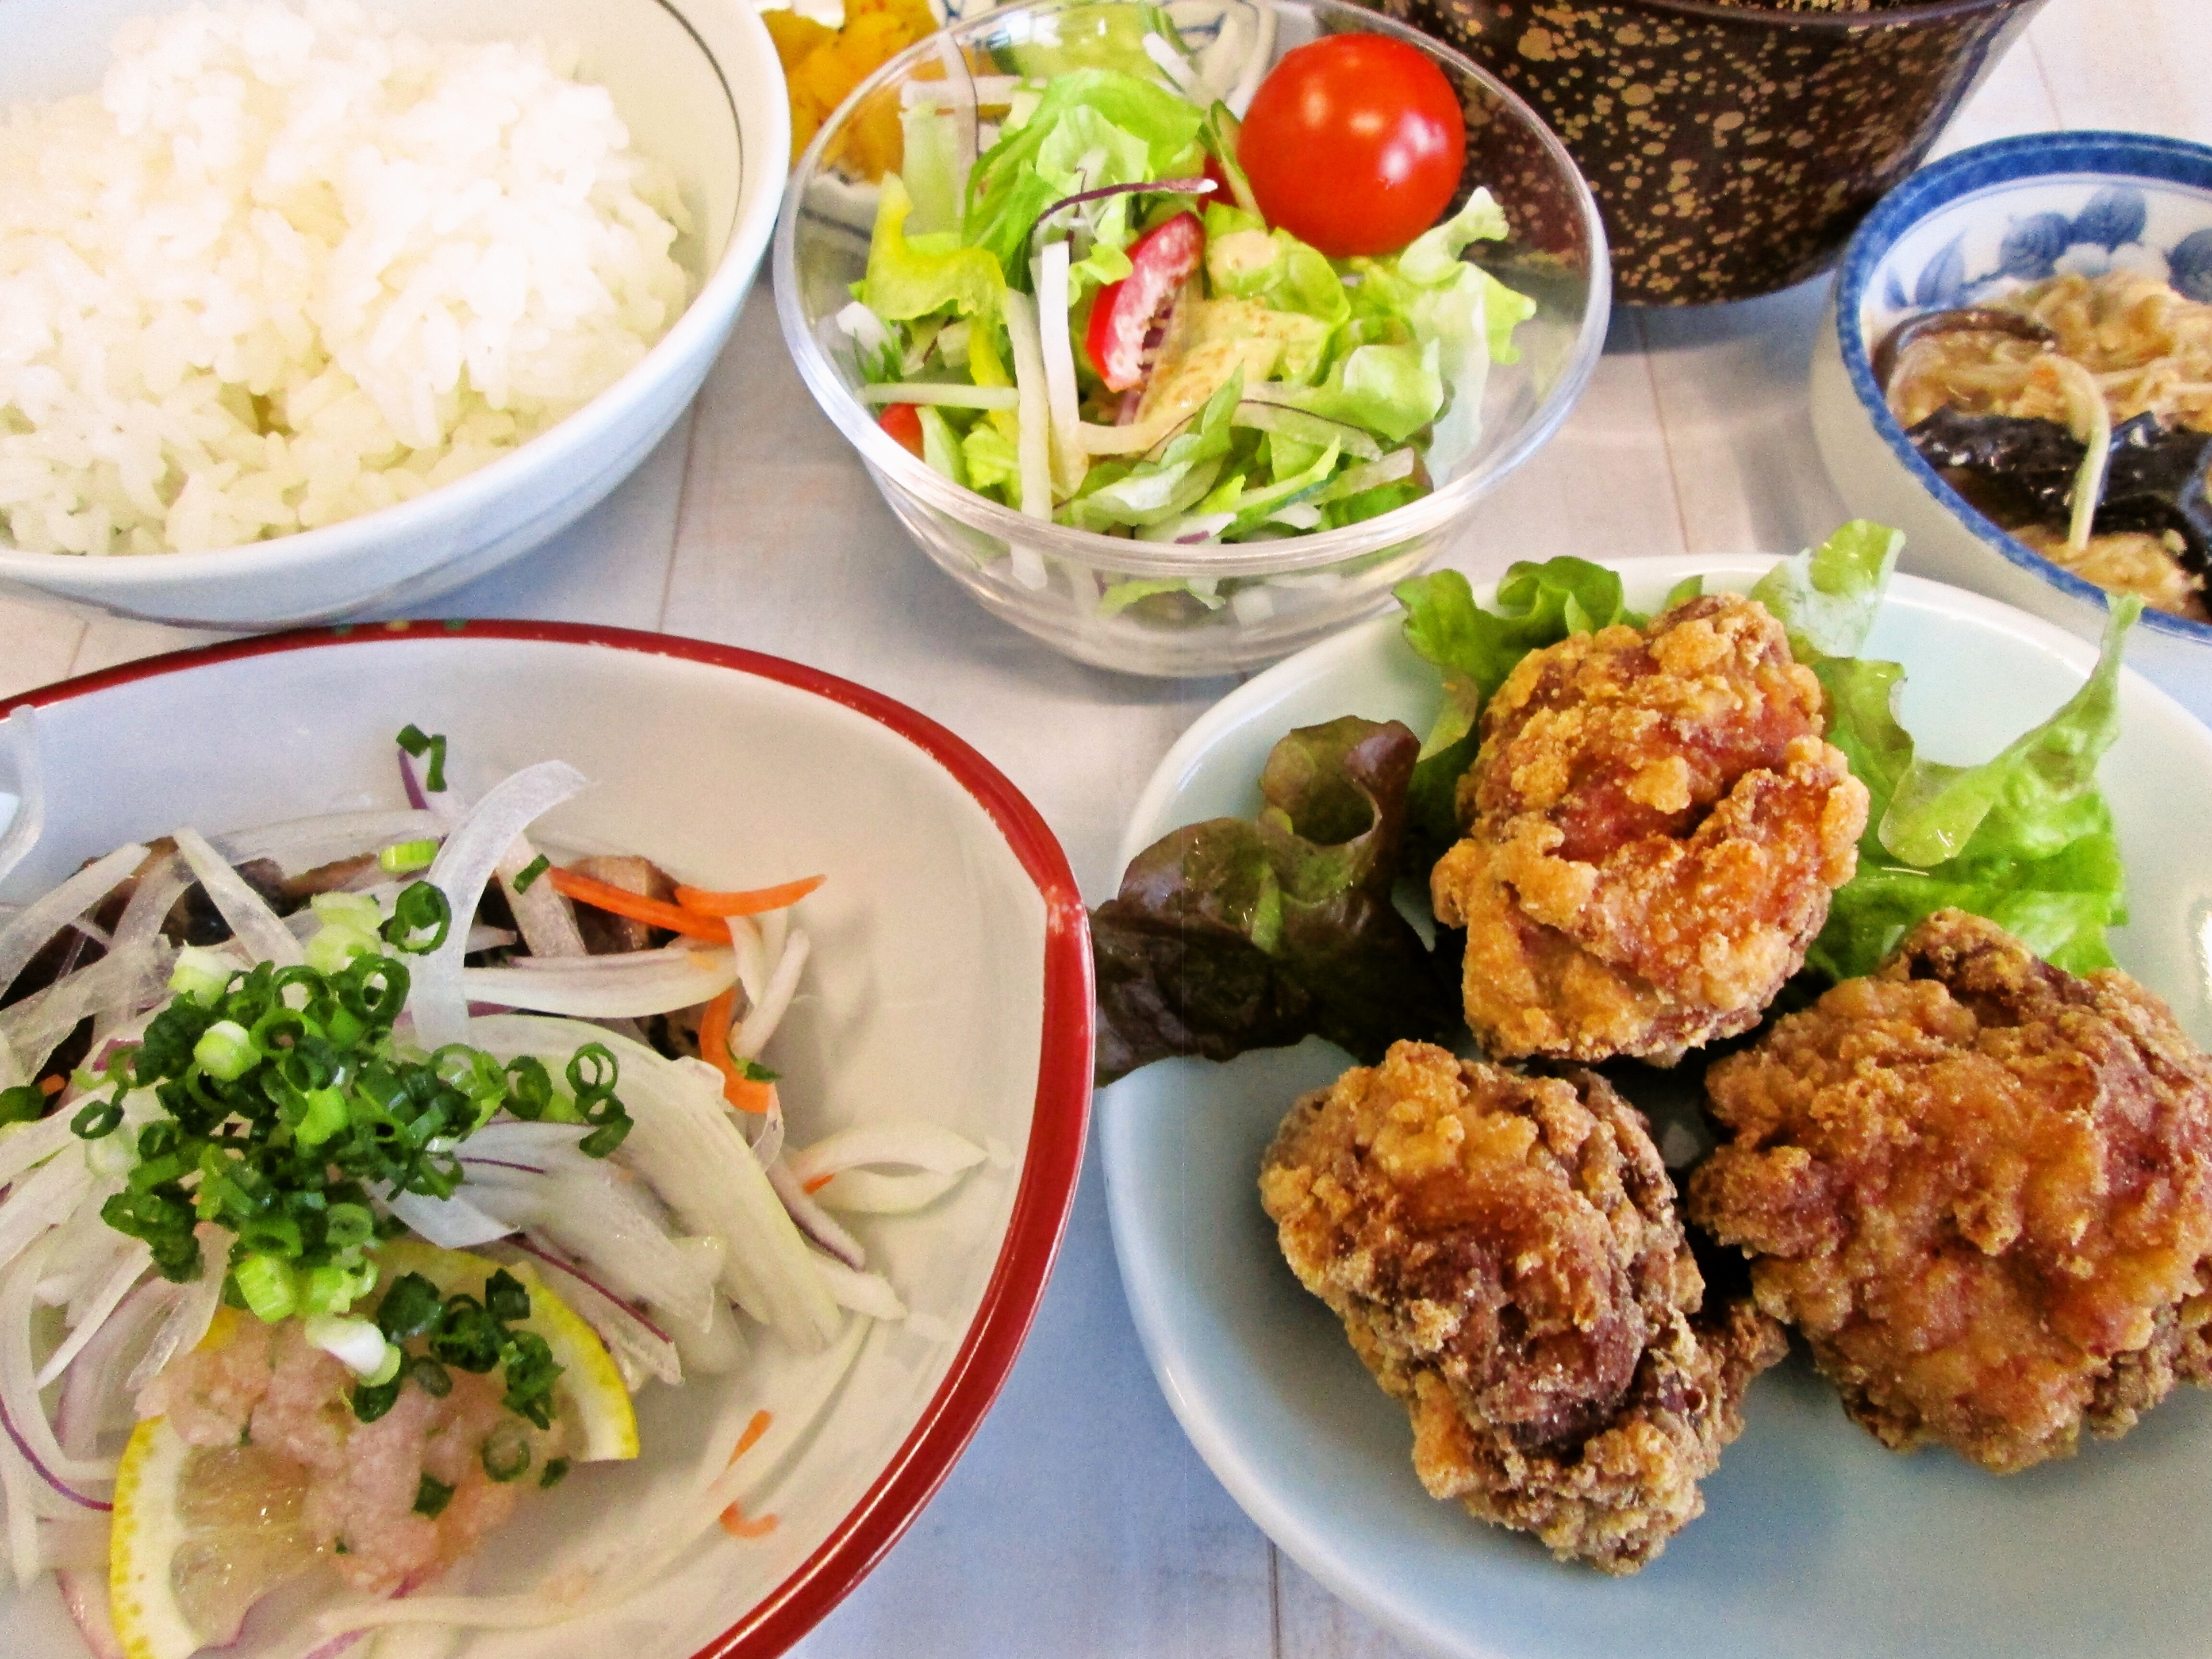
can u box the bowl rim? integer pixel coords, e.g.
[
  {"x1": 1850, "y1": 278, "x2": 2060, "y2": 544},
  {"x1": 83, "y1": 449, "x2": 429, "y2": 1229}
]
[
  {"x1": 0, "y1": 0, "x2": 791, "y2": 591},
  {"x1": 0, "y1": 617, "x2": 1096, "y2": 1659},
  {"x1": 1556, "y1": 0, "x2": 2044, "y2": 29},
  {"x1": 1830, "y1": 128, "x2": 2212, "y2": 645},
  {"x1": 771, "y1": 0, "x2": 1612, "y2": 580}
]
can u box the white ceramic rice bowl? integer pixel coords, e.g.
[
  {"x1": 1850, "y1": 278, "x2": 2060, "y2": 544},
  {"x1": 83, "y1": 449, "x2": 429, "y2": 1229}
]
[
  {"x1": 0, "y1": 622, "x2": 1092, "y2": 1659},
  {"x1": 0, "y1": 0, "x2": 789, "y2": 630}
]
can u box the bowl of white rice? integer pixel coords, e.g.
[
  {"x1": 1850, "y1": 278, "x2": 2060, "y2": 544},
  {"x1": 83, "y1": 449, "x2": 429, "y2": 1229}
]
[{"x1": 0, "y1": 0, "x2": 787, "y2": 628}]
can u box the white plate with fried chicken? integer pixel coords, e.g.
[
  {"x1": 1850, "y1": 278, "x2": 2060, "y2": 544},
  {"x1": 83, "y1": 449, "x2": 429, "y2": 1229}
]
[{"x1": 1098, "y1": 554, "x2": 2212, "y2": 1659}]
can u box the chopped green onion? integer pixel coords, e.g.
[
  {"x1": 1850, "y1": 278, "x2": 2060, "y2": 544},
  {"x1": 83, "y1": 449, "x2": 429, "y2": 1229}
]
[
  {"x1": 233, "y1": 1253, "x2": 299, "y2": 1323},
  {"x1": 365, "y1": 1341, "x2": 404, "y2": 1387},
  {"x1": 352, "y1": 1376, "x2": 402, "y2": 1423},
  {"x1": 732, "y1": 1057, "x2": 780, "y2": 1083},
  {"x1": 483, "y1": 1269, "x2": 530, "y2": 1325},
  {"x1": 293, "y1": 1086, "x2": 350, "y2": 1149},
  {"x1": 409, "y1": 1357, "x2": 453, "y2": 1398},
  {"x1": 377, "y1": 1273, "x2": 444, "y2": 1343},
  {"x1": 381, "y1": 882, "x2": 451, "y2": 954},
  {"x1": 413, "y1": 1474, "x2": 455, "y2": 1518},
  {"x1": 379, "y1": 839, "x2": 441, "y2": 875},
  {"x1": 396, "y1": 725, "x2": 448, "y2": 792},
  {"x1": 71, "y1": 1099, "x2": 123, "y2": 1140},
  {"x1": 193, "y1": 1019, "x2": 258, "y2": 1082},
  {"x1": 0, "y1": 1086, "x2": 46, "y2": 1126},
  {"x1": 481, "y1": 1421, "x2": 532, "y2": 1483},
  {"x1": 539, "y1": 1458, "x2": 570, "y2": 1490},
  {"x1": 168, "y1": 946, "x2": 235, "y2": 1008},
  {"x1": 512, "y1": 854, "x2": 551, "y2": 892}
]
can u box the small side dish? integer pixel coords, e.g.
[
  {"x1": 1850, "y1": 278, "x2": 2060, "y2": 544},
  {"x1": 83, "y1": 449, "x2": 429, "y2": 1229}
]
[
  {"x1": 833, "y1": 13, "x2": 1533, "y2": 550},
  {"x1": 1882, "y1": 271, "x2": 2212, "y2": 619}
]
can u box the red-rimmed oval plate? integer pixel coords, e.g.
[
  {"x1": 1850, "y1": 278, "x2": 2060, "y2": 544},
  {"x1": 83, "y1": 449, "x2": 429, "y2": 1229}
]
[{"x1": 0, "y1": 620, "x2": 1092, "y2": 1659}]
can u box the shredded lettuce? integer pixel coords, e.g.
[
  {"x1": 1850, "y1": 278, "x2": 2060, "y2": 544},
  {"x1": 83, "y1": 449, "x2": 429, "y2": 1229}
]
[{"x1": 861, "y1": 175, "x2": 1006, "y2": 325}]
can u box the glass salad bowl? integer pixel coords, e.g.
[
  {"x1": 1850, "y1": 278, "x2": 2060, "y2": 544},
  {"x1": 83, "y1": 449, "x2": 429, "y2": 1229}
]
[{"x1": 772, "y1": 0, "x2": 1609, "y2": 677}]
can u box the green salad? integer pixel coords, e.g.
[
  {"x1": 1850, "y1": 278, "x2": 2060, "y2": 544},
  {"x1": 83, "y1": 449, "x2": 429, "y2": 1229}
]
[{"x1": 834, "y1": 5, "x2": 1535, "y2": 551}]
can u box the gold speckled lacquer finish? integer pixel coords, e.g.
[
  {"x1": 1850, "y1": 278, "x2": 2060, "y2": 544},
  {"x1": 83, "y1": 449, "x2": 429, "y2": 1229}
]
[{"x1": 1358, "y1": 0, "x2": 2050, "y2": 304}]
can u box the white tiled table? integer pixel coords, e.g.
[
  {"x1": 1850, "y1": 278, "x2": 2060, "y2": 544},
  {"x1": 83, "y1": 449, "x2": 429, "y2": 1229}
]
[{"x1": 2, "y1": 0, "x2": 2204, "y2": 1649}]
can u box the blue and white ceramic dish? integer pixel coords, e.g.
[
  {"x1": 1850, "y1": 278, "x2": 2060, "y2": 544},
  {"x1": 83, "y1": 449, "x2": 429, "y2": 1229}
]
[{"x1": 1809, "y1": 131, "x2": 2212, "y2": 725}]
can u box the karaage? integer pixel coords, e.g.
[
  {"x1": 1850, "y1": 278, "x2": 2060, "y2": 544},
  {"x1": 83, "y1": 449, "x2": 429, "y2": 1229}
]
[
  {"x1": 1689, "y1": 909, "x2": 2212, "y2": 1472},
  {"x1": 1259, "y1": 1040, "x2": 1785, "y2": 1572},
  {"x1": 1431, "y1": 593, "x2": 1867, "y2": 1065}
]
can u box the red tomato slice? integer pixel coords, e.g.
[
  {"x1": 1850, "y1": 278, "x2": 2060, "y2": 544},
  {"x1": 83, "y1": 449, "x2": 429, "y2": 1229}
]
[
  {"x1": 1238, "y1": 35, "x2": 1466, "y2": 259},
  {"x1": 877, "y1": 401, "x2": 926, "y2": 457},
  {"x1": 1083, "y1": 213, "x2": 1206, "y2": 393}
]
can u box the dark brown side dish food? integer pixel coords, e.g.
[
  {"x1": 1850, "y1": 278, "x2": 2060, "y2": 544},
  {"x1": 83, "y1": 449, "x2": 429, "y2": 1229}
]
[
  {"x1": 1689, "y1": 909, "x2": 2212, "y2": 1473},
  {"x1": 1429, "y1": 593, "x2": 1868, "y2": 1066},
  {"x1": 1260, "y1": 1040, "x2": 1785, "y2": 1572}
]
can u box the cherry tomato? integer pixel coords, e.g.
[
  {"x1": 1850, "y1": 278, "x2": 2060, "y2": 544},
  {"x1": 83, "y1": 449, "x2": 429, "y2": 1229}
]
[
  {"x1": 1238, "y1": 35, "x2": 1466, "y2": 259},
  {"x1": 877, "y1": 401, "x2": 926, "y2": 457},
  {"x1": 1084, "y1": 213, "x2": 1206, "y2": 392}
]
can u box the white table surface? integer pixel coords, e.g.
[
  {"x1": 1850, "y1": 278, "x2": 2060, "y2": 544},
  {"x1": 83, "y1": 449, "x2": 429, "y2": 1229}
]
[{"x1": 2, "y1": 0, "x2": 2206, "y2": 1650}]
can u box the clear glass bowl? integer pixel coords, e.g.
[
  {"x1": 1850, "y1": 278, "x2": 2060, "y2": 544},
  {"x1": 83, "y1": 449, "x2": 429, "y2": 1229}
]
[{"x1": 772, "y1": 0, "x2": 1610, "y2": 677}]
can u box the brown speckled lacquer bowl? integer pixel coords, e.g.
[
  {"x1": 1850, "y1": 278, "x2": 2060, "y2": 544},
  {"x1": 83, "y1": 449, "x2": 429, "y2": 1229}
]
[{"x1": 1355, "y1": 0, "x2": 2050, "y2": 305}]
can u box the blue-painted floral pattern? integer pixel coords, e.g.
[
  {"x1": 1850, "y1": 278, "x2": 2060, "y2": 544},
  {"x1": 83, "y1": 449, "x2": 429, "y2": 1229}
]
[{"x1": 1888, "y1": 183, "x2": 2205, "y2": 311}]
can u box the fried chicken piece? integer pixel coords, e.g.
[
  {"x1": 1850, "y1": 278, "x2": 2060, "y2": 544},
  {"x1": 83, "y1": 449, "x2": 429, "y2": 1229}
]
[
  {"x1": 1689, "y1": 910, "x2": 2212, "y2": 1473},
  {"x1": 1431, "y1": 593, "x2": 1868, "y2": 1065},
  {"x1": 1259, "y1": 1040, "x2": 1785, "y2": 1572}
]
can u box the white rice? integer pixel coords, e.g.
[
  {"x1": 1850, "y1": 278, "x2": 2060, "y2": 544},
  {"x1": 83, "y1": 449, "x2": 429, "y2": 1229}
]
[{"x1": 0, "y1": 0, "x2": 693, "y2": 556}]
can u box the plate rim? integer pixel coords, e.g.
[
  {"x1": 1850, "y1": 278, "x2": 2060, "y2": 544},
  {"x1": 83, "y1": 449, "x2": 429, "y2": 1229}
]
[
  {"x1": 2, "y1": 617, "x2": 1095, "y2": 1659},
  {"x1": 1100, "y1": 552, "x2": 2212, "y2": 1659}
]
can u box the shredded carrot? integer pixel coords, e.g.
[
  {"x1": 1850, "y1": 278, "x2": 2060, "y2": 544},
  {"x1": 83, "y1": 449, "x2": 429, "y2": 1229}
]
[
  {"x1": 721, "y1": 1503, "x2": 779, "y2": 1539},
  {"x1": 721, "y1": 1410, "x2": 780, "y2": 1532},
  {"x1": 36, "y1": 1075, "x2": 62, "y2": 1097},
  {"x1": 696, "y1": 986, "x2": 775, "y2": 1116},
  {"x1": 673, "y1": 875, "x2": 826, "y2": 917},
  {"x1": 545, "y1": 867, "x2": 730, "y2": 942},
  {"x1": 802, "y1": 1172, "x2": 834, "y2": 1195},
  {"x1": 730, "y1": 1409, "x2": 773, "y2": 1463}
]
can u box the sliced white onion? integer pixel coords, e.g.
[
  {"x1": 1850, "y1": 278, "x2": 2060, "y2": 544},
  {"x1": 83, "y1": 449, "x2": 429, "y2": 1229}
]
[
  {"x1": 0, "y1": 1229, "x2": 115, "y2": 1488},
  {"x1": 462, "y1": 1174, "x2": 717, "y2": 1335},
  {"x1": 35, "y1": 1241, "x2": 149, "y2": 1390},
  {"x1": 0, "y1": 941, "x2": 175, "y2": 1079},
  {"x1": 899, "y1": 71, "x2": 1020, "y2": 108},
  {"x1": 500, "y1": 1242, "x2": 683, "y2": 1390},
  {"x1": 413, "y1": 763, "x2": 589, "y2": 1050},
  {"x1": 375, "y1": 1186, "x2": 515, "y2": 1250},
  {"x1": 734, "y1": 931, "x2": 809, "y2": 1061},
  {"x1": 304, "y1": 1316, "x2": 391, "y2": 1379},
  {"x1": 471, "y1": 1016, "x2": 841, "y2": 1351},
  {"x1": 833, "y1": 300, "x2": 890, "y2": 359},
  {"x1": 0, "y1": 708, "x2": 45, "y2": 894},
  {"x1": 210, "y1": 809, "x2": 443, "y2": 873},
  {"x1": 95, "y1": 854, "x2": 194, "y2": 1049},
  {"x1": 787, "y1": 1122, "x2": 989, "y2": 1183},
  {"x1": 0, "y1": 1155, "x2": 92, "y2": 1283},
  {"x1": 0, "y1": 842, "x2": 147, "y2": 999},
  {"x1": 810, "y1": 1168, "x2": 967, "y2": 1214},
  {"x1": 171, "y1": 827, "x2": 301, "y2": 969},
  {"x1": 764, "y1": 1158, "x2": 864, "y2": 1270},
  {"x1": 461, "y1": 948, "x2": 737, "y2": 1020},
  {"x1": 809, "y1": 1253, "x2": 906, "y2": 1321},
  {"x1": 1032, "y1": 240, "x2": 1085, "y2": 492},
  {"x1": 1001, "y1": 287, "x2": 1054, "y2": 520},
  {"x1": 128, "y1": 1227, "x2": 226, "y2": 1398}
]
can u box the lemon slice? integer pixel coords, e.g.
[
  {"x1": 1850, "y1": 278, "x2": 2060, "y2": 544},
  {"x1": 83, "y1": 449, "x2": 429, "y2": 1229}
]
[
  {"x1": 110, "y1": 1243, "x2": 637, "y2": 1659},
  {"x1": 110, "y1": 1419, "x2": 326, "y2": 1659},
  {"x1": 375, "y1": 1239, "x2": 639, "y2": 1463}
]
